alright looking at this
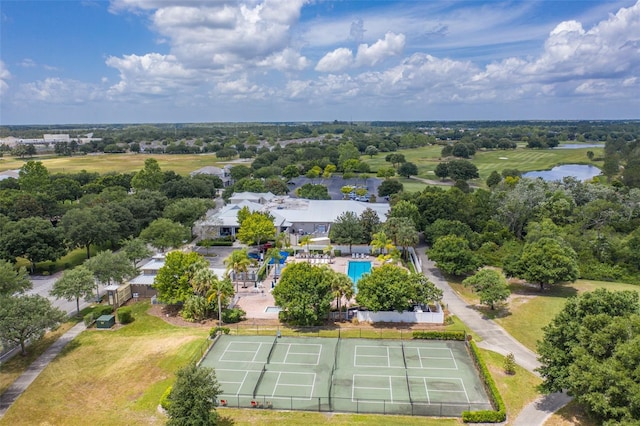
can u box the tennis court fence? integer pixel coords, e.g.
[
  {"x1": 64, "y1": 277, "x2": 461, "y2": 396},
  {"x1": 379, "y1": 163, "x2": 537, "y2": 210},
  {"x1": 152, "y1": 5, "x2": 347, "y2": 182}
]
[
  {"x1": 217, "y1": 394, "x2": 489, "y2": 417},
  {"x1": 223, "y1": 325, "x2": 466, "y2": 340}
]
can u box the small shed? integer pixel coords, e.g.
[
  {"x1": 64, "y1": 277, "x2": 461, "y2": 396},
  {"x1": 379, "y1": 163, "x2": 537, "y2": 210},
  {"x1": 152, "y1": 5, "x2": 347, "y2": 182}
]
[{"x1": 96, "y1": 315, "x2": 116, "y2": 329}]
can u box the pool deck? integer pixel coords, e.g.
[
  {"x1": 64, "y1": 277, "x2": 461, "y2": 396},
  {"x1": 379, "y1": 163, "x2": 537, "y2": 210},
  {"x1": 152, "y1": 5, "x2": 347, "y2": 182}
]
[{"x1": 234, "y1": 255, "x2": 382, "y2": 320}]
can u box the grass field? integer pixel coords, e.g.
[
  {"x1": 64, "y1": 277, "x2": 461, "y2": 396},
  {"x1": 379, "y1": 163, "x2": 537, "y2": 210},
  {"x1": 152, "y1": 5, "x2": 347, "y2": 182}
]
[
  {"x1": 0, "y1": 302, "x2": 208, "y2": 425},
  {"x1": 0, "y1": 302, "x2": 542, "y2": 425},
  {"x1": 361, "y1": 144, "x2": 604, "y2": 185},
  {"x1": 0, "y1": 153, "x2": 225, "y2": 175},
  {"x1": 448, "y1": 278, "x2": 640, "y2": 352}
]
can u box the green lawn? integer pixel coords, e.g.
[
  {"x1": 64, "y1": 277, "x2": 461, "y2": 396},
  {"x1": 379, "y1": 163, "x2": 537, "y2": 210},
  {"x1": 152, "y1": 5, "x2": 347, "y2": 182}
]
[
  {"x1": 0, "y1": 153, "x2": 224, "y2": 175},
  {"x1": 449, "y1": 278, "x2": 640, "y2": 352},
  {"x1": 361, "y1": 144, "x2": 604, "y2": 186},
  {"x1": 0, "y1": 302, "x2": 208, "y2": 425}
]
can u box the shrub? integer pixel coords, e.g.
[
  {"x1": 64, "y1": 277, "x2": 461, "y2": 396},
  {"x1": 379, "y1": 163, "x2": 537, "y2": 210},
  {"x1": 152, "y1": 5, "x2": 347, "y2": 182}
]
[
  {"x1": 181, "y1": 295, "x2": 208, "y2": 322},
  {"x1": 117, "y1": 307, "x2": 134, "y2": 324},
  {"x1": 209, "y1": 326, "x2": 231, "y2": 337},
  {"x1": 412, "y1": 330, "x2": 466, "y2": 340},
  {"x1": 503, "y1": 353, "x2": 516, "y2": 375},
  {"x1": 160, "y1": 386, "x2": 172, "y2": 411},
  {"x1": 83, "y1": 313, "x2": 96, "y2": 327},
  {"x1": 333, "y1": 249, "x2": 342, "y2": 257},
  {"x1": 462, "y1": 340, "x2": 506, "y2": 423},
  {"x1": 222, "y1": 308, "x2": 246, "y2": 324},
  {"x1": 94, "y1": 305, "x2": 114, "y2": 316}
]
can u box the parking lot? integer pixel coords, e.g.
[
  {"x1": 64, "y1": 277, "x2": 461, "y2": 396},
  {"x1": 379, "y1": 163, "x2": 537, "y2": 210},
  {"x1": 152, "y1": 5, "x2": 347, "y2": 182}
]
[{"x1": 287, "y1": 176, "x2": 384, "y2": 202}]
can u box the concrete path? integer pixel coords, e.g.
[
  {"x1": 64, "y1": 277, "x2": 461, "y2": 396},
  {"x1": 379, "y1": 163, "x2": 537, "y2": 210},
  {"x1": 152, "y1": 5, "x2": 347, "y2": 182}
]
[
  {"x1": 416, "y1": 245, "x2": 571, "y2": 425},
  {"x1": 0, "y1": 322, "x2": 86, "y2": 419}
]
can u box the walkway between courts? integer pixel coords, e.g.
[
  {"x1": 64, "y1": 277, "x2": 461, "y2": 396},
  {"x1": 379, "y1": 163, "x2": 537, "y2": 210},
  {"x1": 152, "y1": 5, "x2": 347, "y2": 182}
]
[
  {"x1": 0, "y1": 322, "x2": 86, "y2": 419},
  {"x1": 416, "y1": 244, "x2": 571, "y2": 426}
]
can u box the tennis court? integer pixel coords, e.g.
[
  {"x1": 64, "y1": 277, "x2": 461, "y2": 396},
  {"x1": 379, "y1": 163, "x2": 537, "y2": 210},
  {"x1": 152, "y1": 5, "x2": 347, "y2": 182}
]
[{"x1": 200, "y1": 335, "x2": 493, "y2": 417}]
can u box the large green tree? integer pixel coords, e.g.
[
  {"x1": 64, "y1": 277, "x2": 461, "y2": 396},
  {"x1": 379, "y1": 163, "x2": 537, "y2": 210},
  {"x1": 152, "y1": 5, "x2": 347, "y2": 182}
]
[
  {"x1": 0, "y1": 295, "x2": 66, "y2": 355},
  {"x1": 0, "y1": 260, "x2": 32, "y2": 296},
  {"x1": 505, "y1": 237, "x2": 579, "y2": 291},
  {"x1": 428, "y1": 235, "x2": 481, "y2": 276},
  {"x1": 131, "y1": 158, "x2": 164, "y2": 191},
  {"x1": 463, "y1": 269, "x2": 510, "y2": 310},
  {"x1": 140, "y1": 218, "x2": 189, "y2": 252},
  {"x1": 120, "y1": 237, "x2": 153, "y2": 268},
  {"x1": 18, "y1": 160, "x2": 50, "y2": 193},
  {"x1": 84, "y1": 250, "x2": 137, "y2": 301},
  {"x1": 537, "y1": 288, "x2": 640, "y2": 394},
  {"x1": 236, "y1": 211, "x2": 275, "y2": 248},
  {"x1": 537, "y1": 289, "x2": 640, "y2": 424},
  {"x1": 329, "y1": 211, "x2": 364, "y2": 253},
  {"x1": 60, "y1": 206, "x2": 116, "y2": 259},
  {"x1": 51, "y1": 266, "x2": 96, "y2": 316},
  {"x1": 154, "y1": 251, "x2": 208, "y2": 304},
  {"x1": 163, "y1": 198, "x2": 213, "y2": 233},
  {"x1": 272, "y1": 262, "x2": 333, "y2": 326},
  {"x1": 166, "y1": 363, "x2": 222, "y2": 426},
  {"x1": 0, "y1": 217, "x2": 66, "y2": 272},
  {"x1": 356, "y1": 264, "x2": 441, "y2": 312}
]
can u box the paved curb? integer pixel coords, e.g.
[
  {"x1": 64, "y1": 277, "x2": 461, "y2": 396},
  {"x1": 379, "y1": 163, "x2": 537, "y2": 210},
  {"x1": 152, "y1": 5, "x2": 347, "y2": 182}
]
[{"x1": 0, "y1": 322, "x2": 86, "y2": 419}]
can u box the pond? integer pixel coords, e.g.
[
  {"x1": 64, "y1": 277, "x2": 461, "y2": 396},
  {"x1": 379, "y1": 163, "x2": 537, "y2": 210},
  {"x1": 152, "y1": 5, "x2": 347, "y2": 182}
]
[{"x1": 523, "y1": 164, "x2": 601, "y2": 181}]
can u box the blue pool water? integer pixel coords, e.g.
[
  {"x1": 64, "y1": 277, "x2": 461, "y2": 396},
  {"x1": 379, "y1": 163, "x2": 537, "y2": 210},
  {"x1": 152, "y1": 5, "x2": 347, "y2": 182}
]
[{"x1": 347, "y1": 261, "x2": 372, "y2": 291}]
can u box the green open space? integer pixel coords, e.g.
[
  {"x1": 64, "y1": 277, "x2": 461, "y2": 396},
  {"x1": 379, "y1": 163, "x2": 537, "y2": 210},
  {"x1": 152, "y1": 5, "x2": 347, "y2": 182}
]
[
  {"x1": 449, "y1": 278, "x2": 640, "y2": 352},
  {"x1": 0, "y1": 153, "x2": 224, "y2": 175},
  {"x1": 204, "y1": 335, "x2": 491, "y2": 418}
]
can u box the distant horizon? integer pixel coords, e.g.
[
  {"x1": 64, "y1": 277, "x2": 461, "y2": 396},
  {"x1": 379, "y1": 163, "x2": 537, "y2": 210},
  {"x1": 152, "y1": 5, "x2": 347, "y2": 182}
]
[
  {"x1": 2, "y1": 1, "x2": 639, "y2": 124},
  {"x1": 3, "y1": 118, "x2": 640, "y2": 129}
]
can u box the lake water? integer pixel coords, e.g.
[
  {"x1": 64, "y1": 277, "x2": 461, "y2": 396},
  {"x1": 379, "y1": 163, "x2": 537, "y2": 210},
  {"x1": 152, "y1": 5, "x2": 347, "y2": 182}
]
[{"x1": 523, "y1": 164, "x2": 601, "y2": 181}]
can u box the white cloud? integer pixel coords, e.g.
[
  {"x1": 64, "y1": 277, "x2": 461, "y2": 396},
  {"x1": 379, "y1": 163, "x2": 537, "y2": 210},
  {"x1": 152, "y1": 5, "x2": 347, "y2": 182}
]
[
  {"x1": 105, "y1": 53, "x2": 198, "y2": 97},
  {"x1": 0, "y1": 61, "x2": 10, "y2": 96},
  {"x1": 257, "y1": 48, "x2": 309, "y2": 71},
  {"x1": 20, "y1": 78, "x2": 98, "y2": 103},
  {"x1": 19, "y1": 58, "x2": 36, "y2": 68},
  {"x1": 315, "y1": 48, "x2": 353, "y2": 72},
  {"x1": 316, "y1": 32, "x2": 405, "y2": 72},
  {"x1": 354, "y1": 32, "x2": 405, "y2": 67}
]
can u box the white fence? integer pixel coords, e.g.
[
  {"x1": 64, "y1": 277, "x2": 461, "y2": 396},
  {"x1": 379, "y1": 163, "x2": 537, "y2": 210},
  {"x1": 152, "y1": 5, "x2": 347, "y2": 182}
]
[{"x1": 356, "y1": 304, "x2": 444, "y2": 324}]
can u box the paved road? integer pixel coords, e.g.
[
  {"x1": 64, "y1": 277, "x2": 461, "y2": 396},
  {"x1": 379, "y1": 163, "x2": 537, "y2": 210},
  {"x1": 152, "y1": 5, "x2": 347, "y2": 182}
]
[{"x1": 416, "y1": 244, "x2": 571, "y2": 425}]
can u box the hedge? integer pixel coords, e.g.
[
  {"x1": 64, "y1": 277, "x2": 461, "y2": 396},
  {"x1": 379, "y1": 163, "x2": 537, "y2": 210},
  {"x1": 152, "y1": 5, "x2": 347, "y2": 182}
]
[
  {"x1": 117, "y1": 307, "x2": 134, "y2": 324},
  {"x1": 94, "y1": 305, "x2": 114, "y2": 316},
  {"x1": 209, "y1": 326, "x2": 231, "y2": 337},
  {"x1": 412, "y1": 330, "x2": 466, "y2": 341},
  {"x1": 462, "y1": 340, "x2": 507, "y2": 423}
]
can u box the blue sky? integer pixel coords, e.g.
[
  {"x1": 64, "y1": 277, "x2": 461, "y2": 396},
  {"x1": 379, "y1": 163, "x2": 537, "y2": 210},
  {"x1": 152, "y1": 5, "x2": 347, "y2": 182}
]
[{"x1": 1, "y1": 0, "x2": 639, "y2": 124}]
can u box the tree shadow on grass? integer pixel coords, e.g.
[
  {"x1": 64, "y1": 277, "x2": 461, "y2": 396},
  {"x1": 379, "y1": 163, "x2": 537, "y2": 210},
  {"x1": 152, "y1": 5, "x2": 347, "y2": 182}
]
[
  {"x1": 509, "y1": 281, "x2": 578, "y2": 298},
  {"x1": 218, "y1": 415, "x2": 236, "y2": 425}
]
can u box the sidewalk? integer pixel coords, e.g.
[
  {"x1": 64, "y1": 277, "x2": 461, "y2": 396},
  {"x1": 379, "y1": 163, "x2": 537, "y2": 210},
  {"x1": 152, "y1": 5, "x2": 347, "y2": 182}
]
[
  {"x1": 0, "y1": 322, "x2": 86, "y2": 419},
  {"x1": 416, "y1": 244, "x2": 571, "y2": 425}
]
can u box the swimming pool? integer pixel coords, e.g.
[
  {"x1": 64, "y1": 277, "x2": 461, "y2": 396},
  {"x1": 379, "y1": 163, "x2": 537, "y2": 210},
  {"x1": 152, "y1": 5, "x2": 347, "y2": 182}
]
[{"x1": 347, "y1": 261, "x2": 372, "y2": 290}]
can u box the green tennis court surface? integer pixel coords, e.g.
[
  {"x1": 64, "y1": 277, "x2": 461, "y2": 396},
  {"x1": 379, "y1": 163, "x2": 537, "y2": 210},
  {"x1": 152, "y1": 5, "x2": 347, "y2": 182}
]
[{"x1": 200, "y1": 335, "x2": 493, "y2": 417}]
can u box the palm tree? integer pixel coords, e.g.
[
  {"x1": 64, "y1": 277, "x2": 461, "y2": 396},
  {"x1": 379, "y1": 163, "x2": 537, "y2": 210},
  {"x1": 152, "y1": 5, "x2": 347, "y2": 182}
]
[
  {"x1": 265, "y1": 247, "x2": 282, "y2": 277},
  {"x1": 299, "y1": 235, "x2": 312, "y2": 261},
  {"x1": 370, "y1": 230, "x2": 395, "y2": 257},
  {"x1": 191, "y1": 268, "x2": 234, "y2": 327},
  {"x1": 330, "y1": 271, "x2": 354, "y2": 321},
  {"x1": 224, "y1": 248, "x2": 253, "y2": 292},
  {"x1": 323, "y1": 244, "x2": 334, "y2": 261}
]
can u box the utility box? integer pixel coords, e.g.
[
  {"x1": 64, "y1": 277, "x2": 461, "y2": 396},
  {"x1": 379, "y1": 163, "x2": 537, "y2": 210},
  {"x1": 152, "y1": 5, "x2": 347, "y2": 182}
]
[{"x1": 96, "y1": 314, "x2": 115, "y2": 329}]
